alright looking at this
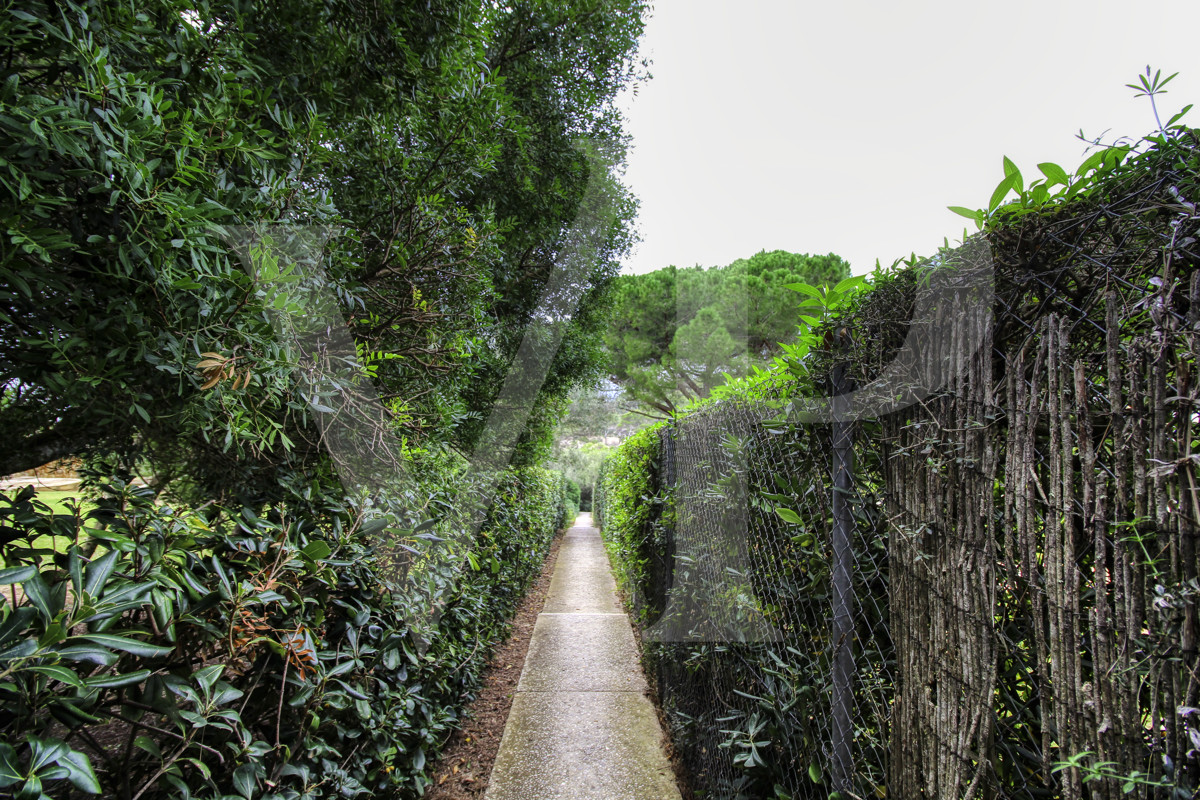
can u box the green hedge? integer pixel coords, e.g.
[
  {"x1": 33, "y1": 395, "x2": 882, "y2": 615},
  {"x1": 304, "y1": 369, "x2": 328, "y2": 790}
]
[
  {"x1": 591, "y1": 129, "x2": 1200, "y2": 799},
  {"x1": 0, "y1": 467, "x2": 567, "y2": 799},
  {"x1": 563, "y1": 479, "x2": 581, "y2": 522},
  {"x1": 594, "y1": 424, "x2": 670, "y2": 626}
]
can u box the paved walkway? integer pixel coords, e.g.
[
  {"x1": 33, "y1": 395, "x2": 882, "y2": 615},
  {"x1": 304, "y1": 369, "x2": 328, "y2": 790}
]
[
  {"x1": 485, "y1": 513, "x2": 681, "y2": 800},
  {"x1": 0, "y1": 476, "x2": 81, "y2": 491}
]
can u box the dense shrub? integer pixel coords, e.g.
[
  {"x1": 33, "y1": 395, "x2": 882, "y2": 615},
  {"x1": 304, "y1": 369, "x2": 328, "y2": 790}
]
[
  {"x1": 0, "y1": 0, "x2": 643, "y2": 796},
  {"x1": 596, "y1": 128, "x2": 1200, "y2": 799},
  {"x1": 0, "y1": 466, "x2": 566, "y2": 799},
  {"x1": 594, "y1": 424, "x2": 671, "y2": 625},
  {"x1": 562, "y1": 479, "x2": 581, "y2": 522}
]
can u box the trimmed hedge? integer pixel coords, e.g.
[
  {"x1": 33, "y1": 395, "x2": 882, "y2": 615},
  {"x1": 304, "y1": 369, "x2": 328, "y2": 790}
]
[
  {"x1": 593, "y1": 130, "x2": 1200, "y2": 799},
  {"x1": 0, "y1": 467, "x2": 568, "y2": 799},
  {"x1": 563, "y1": 479, "x2": 581, "y2": 523},
  {"x1": 594, "y1": 424, "x2": 671, "y2": 626}
]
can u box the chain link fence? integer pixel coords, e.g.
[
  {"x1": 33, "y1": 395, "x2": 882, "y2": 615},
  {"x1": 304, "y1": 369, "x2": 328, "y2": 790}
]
[
  {"x1": 639, "y1": 401, "x2": 892, "y2": 800},
  {"x1": 600, "y1": 135, "x2": 1200, "y2": 800}
]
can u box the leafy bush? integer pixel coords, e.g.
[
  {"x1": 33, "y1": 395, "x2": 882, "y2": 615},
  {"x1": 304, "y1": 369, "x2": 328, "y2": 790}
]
[
  {"x1": 0, "y1": 0, "x2": 645, "y2": 796},
  {"x1": 551, "y1": 441, "x2": 613, "y2": 512},
  {"x1": 562, "y1": 479, "x2": 581, "y2": 522},
  {"x1": 0, "y1": 467, "x2": 566, "y2": 799},
  {"x1": 594, "y1": 424, "x2": 671, "y2": 625},
  {"x1": 596, "y1": 114, "x2": 1200, "y2": 799},
  {"x1": 0, "y1": 0, "x2": 641, "y2": 797}
]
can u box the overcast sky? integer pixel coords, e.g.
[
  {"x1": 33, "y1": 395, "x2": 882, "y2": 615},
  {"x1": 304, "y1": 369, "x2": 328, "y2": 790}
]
[{"x1": 616, "y1": 0, "x2": 1200, "y2": 276}]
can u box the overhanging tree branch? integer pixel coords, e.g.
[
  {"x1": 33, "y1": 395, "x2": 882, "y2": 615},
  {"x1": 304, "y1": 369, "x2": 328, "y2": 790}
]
[{"x1": 0, "y1": 414, "x2": 94, "y2": 477}]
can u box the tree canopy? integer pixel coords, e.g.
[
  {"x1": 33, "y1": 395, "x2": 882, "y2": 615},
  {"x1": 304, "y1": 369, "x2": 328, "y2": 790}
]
[
  {"x1": 0, "y1": 0, "x2": 648, "y2": 496},
  {"x1": 603, "y1": 250, "x2": 851, "y2": 415},
  {"x1": 0, "y1": 1, "x2": 648, "y2": 797}
]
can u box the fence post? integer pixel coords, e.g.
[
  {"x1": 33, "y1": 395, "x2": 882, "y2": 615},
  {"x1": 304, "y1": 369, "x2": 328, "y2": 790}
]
[
  {"x1": 659, "y1": 423, "x2": 677, "y2": 610},
  {"x1": 830, "y1": 346, "x2": 855, "y2": 796}
]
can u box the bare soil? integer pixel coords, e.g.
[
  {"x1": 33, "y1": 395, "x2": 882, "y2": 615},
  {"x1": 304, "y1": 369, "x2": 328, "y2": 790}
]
[{"x1": 422, "y1": 531, "x2": 564, "y2": 799}]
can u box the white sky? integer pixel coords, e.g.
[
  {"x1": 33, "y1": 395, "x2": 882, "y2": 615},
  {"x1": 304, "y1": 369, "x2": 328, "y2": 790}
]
[{"x1": 617, "y1": 0, "x2": 1200, "y2": 276}]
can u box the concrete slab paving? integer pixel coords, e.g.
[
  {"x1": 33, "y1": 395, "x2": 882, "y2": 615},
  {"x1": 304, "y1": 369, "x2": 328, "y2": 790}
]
[
  {"x1": 485, "y1": 514, "x2": 681, "y2": 800},
  {"x1": 487, "y1": 692, "x2": 680, "y2": 800},
  {"x1": 541, "y1": 541, "x2": 620, "y2": 613},
  {"x1": 517, "y1": 614, "x2": 646, "y2": 693}
]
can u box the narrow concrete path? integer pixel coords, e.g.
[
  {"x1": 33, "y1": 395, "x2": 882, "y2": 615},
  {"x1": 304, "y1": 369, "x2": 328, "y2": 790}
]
[{"x1": 485, "y1": 513, "x2": 681, "y2": 800}]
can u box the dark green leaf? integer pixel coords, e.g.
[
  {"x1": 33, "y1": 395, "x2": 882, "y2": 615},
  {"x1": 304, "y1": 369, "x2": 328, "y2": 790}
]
[
  {"x1": 55, "y1": 644, "x2": 119, "y2": 666},
  {"x1": 0, "y1": 566, "x2": 35, "y2": 585},
  {"x1": 0, "y1": 606, "x2": 37, "y2": 647},
  {"x1": 56, "y1": 748, "x2": 100, "y2": 794},
  {"x1": 82, "y1": 668, "x2": 151, "y2": 688},
  {"x1": 27, "y1": 736, "x2": 68, "y2": 772},
  {"x1": 0, "y1": 638, "x2": 37, "y2": 661},
  {"x1": 210, "y1": 556, "x2": 232, "y2": 598},
  {"x1": 76, "y1": 632, "x2": 173, "y2": 658},
  {"x1": 27, "y1": 664, "x2": 82, "y2": 687},
  {"x1": 83, "y1": 551, "x2": 119, "y2": 598},
  {"x1": 21, "y1": 573, "x2": 55, "y2": 621},
  {"x1": 300, "y1": 541, "x2": 331, "y2": 561},
  {"x1": 68, "y1": 548, "x2": 84, "y2": 600},
  {"x1": 0, "y1": 742, "x2": 20, "y2": 788},
  {"x1": 192, "y1": 664, "x2": 224, "y2": 695},
  {"x1": 233, "y1": 764, "x2": 256, "y2": 799},
  {"x1": 133, "y1": 736, "x2": 161, "y2": 758}
]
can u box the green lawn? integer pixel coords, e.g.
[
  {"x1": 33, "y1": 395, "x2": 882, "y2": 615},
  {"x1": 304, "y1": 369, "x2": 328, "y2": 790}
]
[
  {"x1": 29, "y1": 489, "x2": 90, "y2": 514},
  {"x1": 0, "y1": 488, "x2": 96, "y2": 569}
]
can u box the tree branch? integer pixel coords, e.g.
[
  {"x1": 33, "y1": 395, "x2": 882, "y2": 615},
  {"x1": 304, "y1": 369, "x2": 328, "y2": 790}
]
[{"x1": 0, "y1": 415, "x2": 93, "y2": 477}]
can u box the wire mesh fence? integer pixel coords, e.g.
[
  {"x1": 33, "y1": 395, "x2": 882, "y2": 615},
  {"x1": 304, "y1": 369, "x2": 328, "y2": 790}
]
[
  {"x1": 603, "y1": 135, "x2": 1200, "y2": 800},
  {"x1": 637, "y1": 401, "x2": 892, "y2": 800}
]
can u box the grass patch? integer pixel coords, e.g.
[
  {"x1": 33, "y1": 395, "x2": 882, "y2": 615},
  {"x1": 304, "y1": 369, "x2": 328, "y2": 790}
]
[
  {"x1": 0, "y1": 486, "x2": 92, "y2": 514},
  {"x1": 0, "y1": 489, "x2": 98, "y2": 569},
  {"x1": 31, "y1": 489, "x2": 89, "y2": 515}
]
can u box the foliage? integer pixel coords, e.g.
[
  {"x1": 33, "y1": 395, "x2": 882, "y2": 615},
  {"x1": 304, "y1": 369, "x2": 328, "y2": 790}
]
[
  {"x1": 0, "y1": 0, "x2": 647, "y2": 490},
  {"x1": 549, "y1": 441, "x2": 611, "y2": 511},
  {"x1": 596, "y1": 401, "x2": 890, "y2": 799},
  {"x1": 562, "y1": 478, "x2": 580, "y2": 519},
  {"x1": 594, "y1": 423, "x2": 669, "y2": 624},
  {"x1": 707, "y1": 272, "x2": 872, "y2": 406},
  {"x1": 0, "y1": 466, "x2": 568, "y2": 799},
  {"x1": 949, "y1": 65, "x2": 1193, "y2": 231},
  {"x1": 0, "y1": 0, "x2": 643, "y2": 796},
  {"x1": 598, "y1": 76, "x2": 1200, "y2": 799},
  {"x1": 603, "y1": 250, "x2": 851, "y2": 416},
  {"x1": 1053, "y1": 751, "x2": 1191, "y2": 797},
  {"x1": 554, "y1": 382, "x2": 651, "y2": 443}
]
